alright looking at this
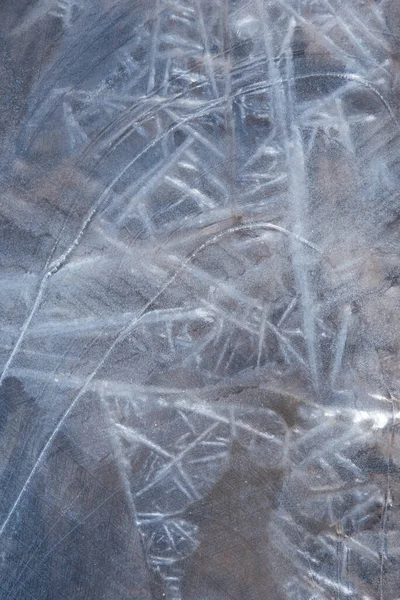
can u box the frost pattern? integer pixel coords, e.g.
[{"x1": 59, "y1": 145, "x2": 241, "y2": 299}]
[{"x1": 0, "y1": 1, "x2": 399, "y2": 599}]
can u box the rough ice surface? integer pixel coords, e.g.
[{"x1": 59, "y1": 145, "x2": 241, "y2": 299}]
[{"x1": 0, "y1": 1, "x2": 400, "y2": 598}]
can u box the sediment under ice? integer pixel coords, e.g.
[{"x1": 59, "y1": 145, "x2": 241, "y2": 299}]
[{"x1": 0, "y1": 1, "x2": 400, "y2": 598}]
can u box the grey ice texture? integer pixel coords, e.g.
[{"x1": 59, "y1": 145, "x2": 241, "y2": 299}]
[{"x1": 0, "y1": 0, "x2": 400, "y2": 599}]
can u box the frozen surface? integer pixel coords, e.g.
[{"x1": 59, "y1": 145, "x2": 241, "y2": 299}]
[{"x1": 0, "y1": 0, "x2": 400, "y2": 598}]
